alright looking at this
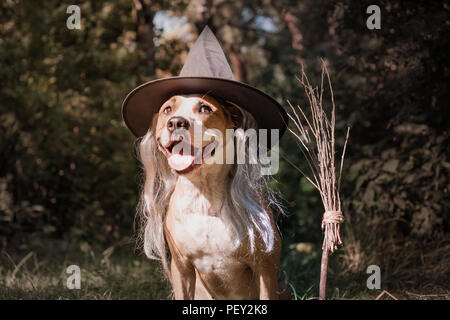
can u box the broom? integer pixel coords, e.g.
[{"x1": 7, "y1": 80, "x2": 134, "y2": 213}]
[{"x1": 286, "y1": 61, "x2": 350, "y2": 300}]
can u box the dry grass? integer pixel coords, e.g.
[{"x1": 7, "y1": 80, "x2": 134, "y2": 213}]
[
  {"x1": 380, "y1": 236, "x2": 450, "y2": 295},
  {"x1": 331, "y1": 212, "x2": 450, "y2": 300},
  {"x1": 1, "y1": 237, "x2": 447, "y2": 300},
  {"x1": 0, "y1": 241, "x2": 170, "y2": 300}
]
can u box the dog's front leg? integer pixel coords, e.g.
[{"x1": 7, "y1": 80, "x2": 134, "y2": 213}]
[
  {"x1": 170, "y1": 258, "x2": 195, "y2": 300},
  {"x1": 256, "y1": 261, "x2": 279, "y2": 300}
]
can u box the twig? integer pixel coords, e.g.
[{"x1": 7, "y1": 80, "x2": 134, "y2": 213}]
[
  {"x1": 375, "y1": 290, "x2": 399, "y2": 300},
  {"x1": 10, "y1": 252, "x2": 34, "y2": 281},
  {"x1": 5, "y1": 251, "x2": 37, "y2": 290}
]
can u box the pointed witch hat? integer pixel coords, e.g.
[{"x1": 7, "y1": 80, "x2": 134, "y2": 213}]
[{"x1": 122, "y1": 26, "x2": 288, "y2": 146}]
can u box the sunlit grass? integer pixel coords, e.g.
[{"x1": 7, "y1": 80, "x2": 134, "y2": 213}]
[
  {"x1": 0, "y1": 241, "x2": 170, "y2": 300},
  {"x1": 2, "y1": 238, "x2": 448, "y2": 300}
]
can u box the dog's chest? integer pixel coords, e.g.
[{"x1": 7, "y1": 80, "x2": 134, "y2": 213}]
[
  {"x1": 167, "y1": 212, "x2": 237, "y2": 254},
  {"x1": 166, "y1": 210, "x2": 241, "y2": 274}
]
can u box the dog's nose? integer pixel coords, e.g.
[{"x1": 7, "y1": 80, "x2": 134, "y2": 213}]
[{"x1": 167, "y1": 116, "x2": 190, "y2": 132}]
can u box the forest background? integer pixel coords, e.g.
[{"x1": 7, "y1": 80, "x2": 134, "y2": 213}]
[{"x1": 0, "y1": 0, "x2": 448, "y2": 299}]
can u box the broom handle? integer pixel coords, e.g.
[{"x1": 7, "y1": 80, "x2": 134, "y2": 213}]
[{"x1": 319, "y1": 248, "x2": 329, "y2": 300}]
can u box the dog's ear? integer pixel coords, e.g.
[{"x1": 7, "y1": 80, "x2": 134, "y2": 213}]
[
  {"x1": 149, "y1": 114, "x2": 166, "y2": 153},
  {"x1": 150, "y1": 113, "x2": 158, "y2": 133},
  {"x1": 227, "y1": 103, "x2": 244, "y2": 129},
  {"x1": 209, "y1": 95, "x2": 244, "y2": 129}
]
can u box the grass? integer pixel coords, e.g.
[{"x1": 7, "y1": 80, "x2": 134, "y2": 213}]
[
  {"x1": 1, "y1": 237, "x2": 448, "y2": 300},
  {"x1": 0, "y1": 240, "x2": 171, "y2": 300},
  {"x1": 281, "y1": 244, "x2": 375, "y2": 300},
  {"x1": 281, "y1": 234, "x2": 450, "y2": 300}
]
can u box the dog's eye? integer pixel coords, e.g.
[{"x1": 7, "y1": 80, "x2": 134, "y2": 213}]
[
  {"x1": 199, "y1": 104, "x2": 213, "y2": 114},
  {"x1": 162, "y1": 106, "x2": 172, "y2": 114}
]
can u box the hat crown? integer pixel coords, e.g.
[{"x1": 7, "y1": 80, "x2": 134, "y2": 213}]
[{"x1": 179, "y1": 26, "x2": 234, "y2": 80}]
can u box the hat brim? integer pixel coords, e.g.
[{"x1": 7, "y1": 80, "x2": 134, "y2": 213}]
[{"x1": 122, "y1": 77, "x2": 288, "y2": 147}]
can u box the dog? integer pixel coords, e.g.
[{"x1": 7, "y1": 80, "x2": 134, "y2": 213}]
[{"x1": 136, "y1": 93, "x2": 290, "y2": 300}]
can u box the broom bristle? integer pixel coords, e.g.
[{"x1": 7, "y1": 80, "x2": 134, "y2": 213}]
[{"x1": 288, "y1": 61, "x2": 350, "y2": 254}]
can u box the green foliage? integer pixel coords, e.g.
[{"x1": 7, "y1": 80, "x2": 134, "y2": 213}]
[
  {"x1": 0, "y1": 0, "x2": 142, "y2": 245},
  {"x1": 329, "y1": 0, "x2": 450, "y2": 241}
]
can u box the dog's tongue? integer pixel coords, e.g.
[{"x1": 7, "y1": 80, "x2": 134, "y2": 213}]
[{"x1": 168, "y1": 154, "x2": 195, "y2": 172}]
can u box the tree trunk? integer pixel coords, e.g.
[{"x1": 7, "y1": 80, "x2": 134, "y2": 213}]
[
  {"x1": 229, "y1": 49, "x2": 247, "y2": 83},
  {"x1": 270, "y1": 1, "x2": 305, "y2": 65},
  {"x1": 194, "y1": 0, "x2": 215, "y2": 32},
  {"x1": 281, "y1": 10, "x2": 305, "y2": 65},
  {"x1": 133, "y1": 0, "x2": 155, "y2": 77}
]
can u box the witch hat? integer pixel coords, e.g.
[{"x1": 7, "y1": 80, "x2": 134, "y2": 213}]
[{"x1": 122, "y1": 26, "x2": 288, "y2": 146}]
